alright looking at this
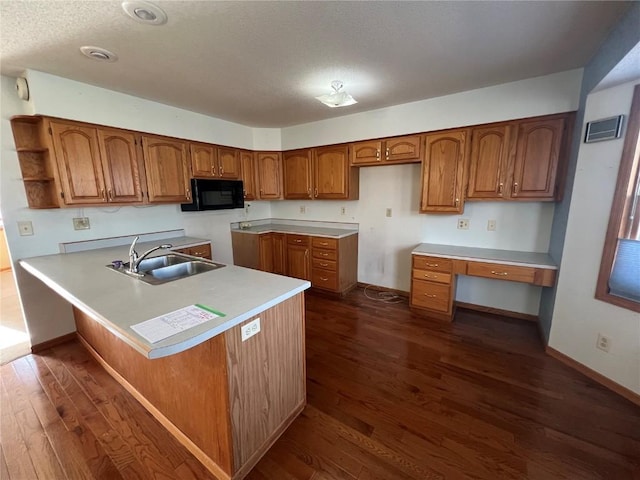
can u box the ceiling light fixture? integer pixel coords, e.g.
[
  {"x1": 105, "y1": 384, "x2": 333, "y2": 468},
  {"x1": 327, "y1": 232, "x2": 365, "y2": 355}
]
[
  {"x1": 80, "y1": 46, "x2": 118, "y2": 62},
  {"x1": 315, "y1": 80, "x2": 357, "y2": 108},
  {"x1": 122, "y1": 1, "x2": 168, "y2": 25}
]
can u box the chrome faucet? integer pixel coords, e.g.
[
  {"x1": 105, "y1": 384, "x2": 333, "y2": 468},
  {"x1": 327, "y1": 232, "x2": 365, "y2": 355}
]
[{"x1": 128, "y1": 236, "x2": 173, "y2": 273}]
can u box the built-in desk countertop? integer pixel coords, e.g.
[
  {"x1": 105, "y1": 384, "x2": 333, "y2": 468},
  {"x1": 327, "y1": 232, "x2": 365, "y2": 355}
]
[{"x1": 410, "y1": 243, "x2": 558, "y2": 321}]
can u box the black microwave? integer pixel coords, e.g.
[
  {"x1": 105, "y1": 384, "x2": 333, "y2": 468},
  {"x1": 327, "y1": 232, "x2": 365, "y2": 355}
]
[{"x1": 181, "y1": 179, "x2": 245, "y2": 211}]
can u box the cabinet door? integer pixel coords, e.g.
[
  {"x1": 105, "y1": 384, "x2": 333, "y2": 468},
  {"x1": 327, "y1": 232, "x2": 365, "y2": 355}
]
[
  {"x1": 350, "y1": 140, "x2": 382, "y2": 166},
  {"x1": 467, "y1": 125, "x2": 512, "y2": 199},
  {"x1": 385, "y1": 135, "x2": 422, "y2": 163},
  {"x1": 240, "y1": 151, "x2": 257, "y2": 201},
  {"x1": 287, "y1": 244, "x2": 310, "y2": 280},
  {"x1": 98, "y1": 128, "x2": 144, "y2": 203},
  {"x1": 420, "y1": 130, "x2": 467, "y2": 213},
  {"x1": 141, "y1": 135, "x2": 191, "y2": 203},
  {"x1": 258, "y1": 234, "x2": 274, "y2": 273},
  {"x1": 511, "y1": 118, "x2": 565, "y2": 200},
  {"x1": 272, "y1": 233, "x2": 286, "y2": 275},
  {"x1": 256, "y1": 152, "x2": 282, "y2": 199},
  {"x1": 217, "y1": 147, "x2": 241, "y2": 179},
  {"x1": 283, "y1": 149, "x2": 313, "y2": 199},
  {"x1": 190, "y1": 142, "x2": 217, "y2": 178},
  {"x1": 314, "y1": 145, "x2": 350, "y2": 199},
  {"x1": 50, "y1": 121, "x2": 106, "y2": 205}
]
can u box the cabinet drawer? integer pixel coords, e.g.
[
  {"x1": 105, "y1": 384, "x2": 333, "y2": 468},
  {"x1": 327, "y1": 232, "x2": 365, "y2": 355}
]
[
  {"x1": 312, "y1": 258, "x2": 337, "y2": 272},
  {"x1": 467, "y1": 262, "x2": 535, "y2": 284},
  {"x1": 412, "y1": 269, "x2": 451, "y2": 284},
  {"x1": 311, "y1": 237, "x2": 338, "y2": 250},
  {"x1": 312, "y1": 269, "x2": 338, "y2": 291},
  {"x1": 411, "y1": 280, "x2": 451, "y2": 313},
  {"x1": 413, "y1": 255, "x2": 452, "y2": 273},
  {"x1": 188, "y1": 243, "x2": 212, "y2": 259},
  {"x1": 287, "y1": 234, "x2": 309, "y2": 246},
  {"x1": 313, "y1": 248, "x2": 337, "y2": 261}
]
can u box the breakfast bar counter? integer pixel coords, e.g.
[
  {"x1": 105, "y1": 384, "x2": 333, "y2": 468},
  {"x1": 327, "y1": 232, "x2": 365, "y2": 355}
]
[{"x1": 19, "y1": 236, "x2": 310, "y2": 480}]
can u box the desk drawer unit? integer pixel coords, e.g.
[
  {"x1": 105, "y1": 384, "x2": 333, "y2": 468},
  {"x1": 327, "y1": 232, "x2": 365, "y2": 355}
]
[
  {"x1": 411, "y1": 280, "x2": 451, "y2": 313},
  {"x1": 467, "y1": 262, "x2": 536, "y2": 284}
]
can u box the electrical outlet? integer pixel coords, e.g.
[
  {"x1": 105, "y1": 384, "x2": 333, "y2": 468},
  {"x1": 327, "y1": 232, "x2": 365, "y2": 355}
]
[
  {"x1": 341, "y1": 206, "x2": 346, "y2": 215},
  {"x1": 487, "y1": 219, "x2": 496, "y2": 231},
  {"x1": 73, "y1": 217, "x2": 90, "y2": 230},
  {"x1": 596, "y1": 333, "x2": 611, "y2": 352},
  {"x1": 299, "y1": 205, "x2": 306, "y2": 214},
  {"x1": 457, "y1": 218, "x2": 469, "y2": 230},
  {"x1": 386, "y1": 208, "x2": 392, "y2": 217},
  {"x1": 241, "y1": 318, "x2": 261, "y2": 342},
  {"x1": 17, "y1": 221, "x2": 33, "y2": 236}
]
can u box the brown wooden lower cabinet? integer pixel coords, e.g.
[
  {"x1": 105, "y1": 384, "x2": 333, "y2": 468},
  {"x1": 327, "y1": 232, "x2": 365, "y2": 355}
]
[
  {"x1": 73, "y1": 293, "x2": 306, "y2": 480},
  {"x1": 232, "y1": 231, "x2": 358, "y2": 294},
  {"x1": 173, "y1": 242, "x2": 212, "y2": 259}
]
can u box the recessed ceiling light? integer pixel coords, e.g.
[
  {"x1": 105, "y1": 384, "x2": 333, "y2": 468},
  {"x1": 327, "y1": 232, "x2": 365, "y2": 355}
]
[
  {"x1": 122, "y1": 1, "x2": 167, "y2": 25},
  {"x1": 80, "y1": 46, "x2": 118, "y2": 62}
]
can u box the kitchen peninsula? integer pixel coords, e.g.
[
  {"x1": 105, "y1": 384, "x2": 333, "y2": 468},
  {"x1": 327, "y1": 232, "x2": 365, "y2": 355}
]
[{"x1": 19, "y1": 236, "x2": 310, "y2": 480}]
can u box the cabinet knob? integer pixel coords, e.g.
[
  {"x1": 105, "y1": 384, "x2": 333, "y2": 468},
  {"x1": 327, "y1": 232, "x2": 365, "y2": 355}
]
[
  {"x1": 314, "y1": 188, "x2": 318, "y2": 198},
  {"x1": 212, "y1": 166, "x2": 216, "y2": 175},
  {"x1": 498, "y1": 183, "x2": 504, "y2": 195},
  {"x1": 512, "y1": 183, "x2": 519, "y2": 195},
  {"x1": 386, "y1": 147, "x2": 390, "y2": 159},
  {"x1": 376, "y1": 150, "x2": 380, "y2": 159},
  {"x1": 455, "y1": 198, "x2": 459, "y2": 205},
  {"x1": 186, "y1": 189, "x2": 191, "y2": 201}
]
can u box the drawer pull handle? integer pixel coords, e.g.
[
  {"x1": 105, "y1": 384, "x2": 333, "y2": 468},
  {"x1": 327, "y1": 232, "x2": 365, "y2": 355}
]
[
  {"x1": 320, "y1": 262, "x2": 329, "y2": 267},
  {"x1": 425, "y1": 263, "x2": 438, "y2": 267},
  {"x1": 320, "y1": 277, "x2": 328, "y2": 281},
  {"x1": 424, "y1": 294, "x2": 437, "y2": 298},
  {"x1": 321, "y1": 253, "x2": 329, "y2": 257},
  {"x1": 498, "y1": 182, "x2": 504, "y2": 195},
  {"x1": 512, "y1": 182, "x2": 519, "y2": 195},
  {"x1": 491, "y1": 271, "x2": 508, "y2": 276},
  {"x1": 319, "y1": 242, "x2": 328, "y2": 246},
  {"x1": 294, "y1": 239, "x2": 301, "y2": 243},
  {"x1": 193, "y1": 251, "x2": 204, "y2": 256},
  {"x1": 424, "y1": 274, "x2": 437, "y2": 278}
]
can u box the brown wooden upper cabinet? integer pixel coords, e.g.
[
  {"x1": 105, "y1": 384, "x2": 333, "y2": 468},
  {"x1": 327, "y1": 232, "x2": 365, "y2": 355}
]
[
  {"x1": 50, "y1": 120, "x2": 145, "y2": 205},
  {"x1": 466, "y1": 113, "x2": 570, "y2": 201},
  {"x1": 350, "y1": 135, "x2": 423, "y2": 166},
  {"x1": 420, "y1": 129, "x2": 468, "y2": 214},
  {"x1": 190, "y1": 143, "x2": 241, "y2": 179},
  {"x1": 141, "y1": 134, "x2": 191, "y2": 203},
  {"x1": 314, "y1": 145, "x2": 359, "y2": 200},
  {"x1": 256, "y1": 152, "x2": 283, "y2": 199},
  {"x1": 283, "y1": 149, "x2": 313, "y2": 199},
  {"x1": 239, "y1": 150, "x2": 258, "y2": 201}
]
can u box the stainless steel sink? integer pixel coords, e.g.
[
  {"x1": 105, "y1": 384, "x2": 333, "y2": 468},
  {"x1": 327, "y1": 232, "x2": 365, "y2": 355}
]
[
  {"x1": 136, "y1": 254, "x2": 191, "y2": 272},
  {"x1": 106, "y1": 253, "x2": 225, "y2": 285}
]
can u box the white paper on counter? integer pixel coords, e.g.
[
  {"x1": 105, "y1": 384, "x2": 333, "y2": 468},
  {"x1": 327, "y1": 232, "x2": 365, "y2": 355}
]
[{"x1": 131, "y1": 304, "x2": 222, "y2": 343}]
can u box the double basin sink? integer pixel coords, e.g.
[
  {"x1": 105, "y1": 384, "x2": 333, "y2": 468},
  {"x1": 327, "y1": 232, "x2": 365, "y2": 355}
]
[{"x1": 107, "y1": 253, "x2": 225, "y2": 285}]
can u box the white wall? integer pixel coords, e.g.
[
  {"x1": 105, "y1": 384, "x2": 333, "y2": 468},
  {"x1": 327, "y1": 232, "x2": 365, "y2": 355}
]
[
  {"x1": 550, "y1": 80, "x2": 640, "y2": 394},
  {"x1": 0, "y1": 72, "x2": 272, "y2": 345},
  {"x1": 276, "y1": 69, "x2": 582, "y2": 314}
]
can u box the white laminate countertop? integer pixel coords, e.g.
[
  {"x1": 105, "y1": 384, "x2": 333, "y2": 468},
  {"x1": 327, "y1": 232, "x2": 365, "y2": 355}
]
[
  {"x1": 412, "y1": 243, "x2": 558, "y2": 269},
  {"x1": 231, "y1": 223, "x2": 358, "y2": 238},
  {"x1": 20, "y1": 236, "x2": 310, "y2": 359}
]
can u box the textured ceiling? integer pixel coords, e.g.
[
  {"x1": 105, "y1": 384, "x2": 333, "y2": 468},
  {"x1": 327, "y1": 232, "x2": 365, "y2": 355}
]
[{"x1": 0, "y1": 1, "x2": 633, "y2": 127}]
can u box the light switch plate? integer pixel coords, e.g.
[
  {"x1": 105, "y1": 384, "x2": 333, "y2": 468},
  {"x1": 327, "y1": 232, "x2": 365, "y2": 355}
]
[{"x1": 241, "y1": 318, "x2": 260, "y2": 341}]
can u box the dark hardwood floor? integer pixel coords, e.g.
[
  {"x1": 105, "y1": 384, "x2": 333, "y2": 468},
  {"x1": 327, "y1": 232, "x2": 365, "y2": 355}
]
[{"x1": 2, "y1": 288, "x2": 639, "y2": 479}]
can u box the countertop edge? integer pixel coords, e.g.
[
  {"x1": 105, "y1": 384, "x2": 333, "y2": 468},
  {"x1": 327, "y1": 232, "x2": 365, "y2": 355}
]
[
  {"x1": 232, "y1": 228, "x2": 358, "y2": 239},
  {"x1": 411, "y1": 249, "x2": 557, "y2": 270},
  {"x1": 20, "y1": 259, "x2": 311, "y2": 359}
]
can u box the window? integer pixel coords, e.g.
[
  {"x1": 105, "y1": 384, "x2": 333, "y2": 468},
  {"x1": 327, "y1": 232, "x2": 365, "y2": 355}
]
[{"x1": 596, "y1": 83, "x2": 640, "y2": 312}]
